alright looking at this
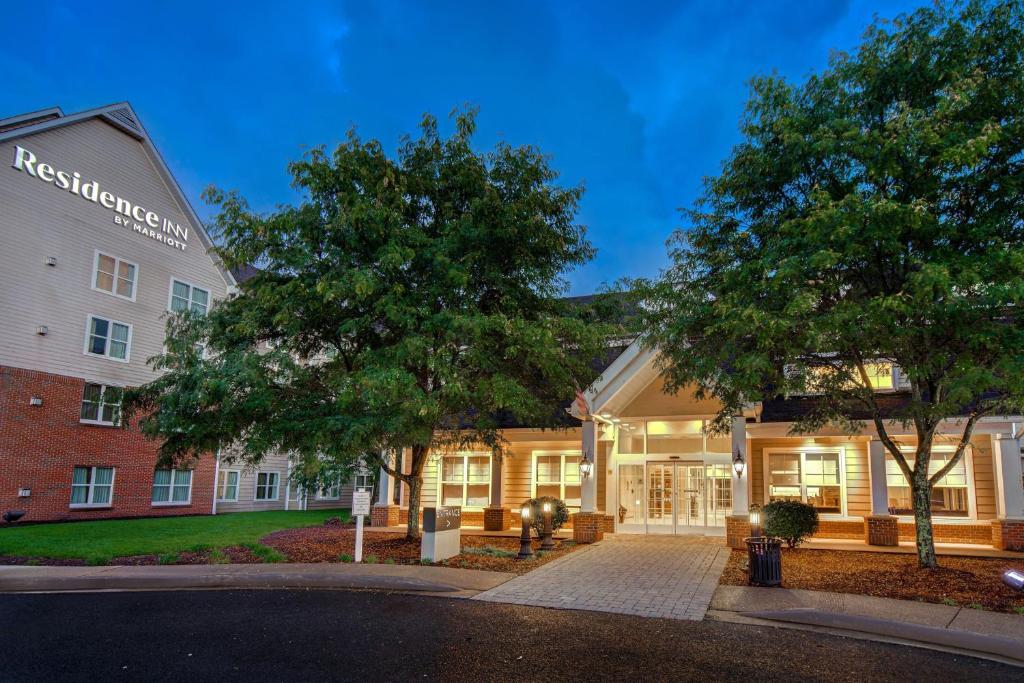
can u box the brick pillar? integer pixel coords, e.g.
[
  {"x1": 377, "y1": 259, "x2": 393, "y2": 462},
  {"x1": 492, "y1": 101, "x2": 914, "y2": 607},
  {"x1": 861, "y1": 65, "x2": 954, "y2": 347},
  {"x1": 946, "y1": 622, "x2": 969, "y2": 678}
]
[
  {"x1": 370, "y1": 504, "x2": 400, "y2": 527},
  {"x1": 993, "y1": 519, "x2": 1024, "y2": 551},
  {"x1": 865, "y1": 515, "x2": 899, "y2": 546},
  {"x1": 483, "y1": 506, "x2": 511, "y2": 531},
  {"x1": 725, "y1": 515, "x2": 751, "y2": 549},
  {"x1": 572, "y1": 512, "x2": 606, "y2": 543}
]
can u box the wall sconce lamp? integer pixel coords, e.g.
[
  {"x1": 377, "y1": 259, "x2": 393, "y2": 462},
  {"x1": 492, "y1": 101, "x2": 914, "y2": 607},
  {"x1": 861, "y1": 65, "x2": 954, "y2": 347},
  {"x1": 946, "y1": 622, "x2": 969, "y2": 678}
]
[
  {"x1": 579, "y1": 452, "x2": 594, "y2": 479},
  {"x1": 36, "y1": 325, "x2": 48, "y2": 336},
  {"x1": 733, "y1": 447, "x2": 746, "y2": 477}
]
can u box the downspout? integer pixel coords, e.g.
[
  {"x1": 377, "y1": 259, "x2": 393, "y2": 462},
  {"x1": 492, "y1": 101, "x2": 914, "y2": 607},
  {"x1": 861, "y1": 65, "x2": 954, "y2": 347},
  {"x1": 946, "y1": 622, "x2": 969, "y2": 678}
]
[
  {"x1": 284, "y1": 458, "x2": 291, "y2": 511},
  {"x1": 212, "y1": 449, "x2": 221, "y2": 515}
]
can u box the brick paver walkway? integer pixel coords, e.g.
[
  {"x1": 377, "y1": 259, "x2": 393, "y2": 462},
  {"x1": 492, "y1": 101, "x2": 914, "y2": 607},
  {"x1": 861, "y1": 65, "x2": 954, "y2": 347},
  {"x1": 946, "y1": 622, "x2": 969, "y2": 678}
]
[{"x1": 473, "y1": 534, "x2": 728, "y2": 620}]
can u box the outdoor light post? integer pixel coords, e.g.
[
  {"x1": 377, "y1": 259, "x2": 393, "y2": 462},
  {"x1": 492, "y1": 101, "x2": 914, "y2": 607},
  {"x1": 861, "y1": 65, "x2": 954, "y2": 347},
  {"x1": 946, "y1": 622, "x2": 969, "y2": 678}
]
[
  {"x1": 541, "y1": 501, "x2": 556, "y2": 550},
  {"x1": 749, "y1": 503, "x2": 763, "y2": 538},
  {"x1": 517, "y1": 504, "x2": 534, "y2": 559}
]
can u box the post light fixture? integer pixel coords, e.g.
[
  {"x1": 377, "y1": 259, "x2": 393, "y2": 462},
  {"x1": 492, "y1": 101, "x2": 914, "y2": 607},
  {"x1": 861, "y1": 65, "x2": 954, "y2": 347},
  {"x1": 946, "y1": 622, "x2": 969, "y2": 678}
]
[
  {"x1": 541, "y1": 501, "x2": 555, "y2": 550},
  {"x1": 749, "y1": 503, "x2": 763, "y2": 538},
  {"x1": 732, "y1": 447, "x2": 746, "y2": 477},
  {"x1": 517, "y1": 504, "x2": 534, "y2": 559}
]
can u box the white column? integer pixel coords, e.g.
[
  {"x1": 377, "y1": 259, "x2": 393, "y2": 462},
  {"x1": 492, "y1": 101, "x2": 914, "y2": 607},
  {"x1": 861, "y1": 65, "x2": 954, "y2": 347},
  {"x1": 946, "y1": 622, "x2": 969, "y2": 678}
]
[
  {"x1": 489, "y1": 452, "x2": 503, "y2": 507},
  {"x1": 581, "y1": 419, "x2": 598, "y2": 513},
  {"x1": 994, "y1": 435, "x2": 1024, "y2": 519},
  {"x1": 868, "y1": 439, "x2": 890, "y2": 516},
  {"x1": 376, "y1": 450, "x2": 395, "y2": 506},
  {"x1": 731, "y1": 416, "x2": 749, "y2": 514}
]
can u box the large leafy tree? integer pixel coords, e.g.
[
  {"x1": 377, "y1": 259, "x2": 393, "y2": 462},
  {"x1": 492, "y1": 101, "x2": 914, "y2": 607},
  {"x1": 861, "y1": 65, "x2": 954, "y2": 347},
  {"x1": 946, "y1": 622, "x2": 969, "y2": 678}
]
[
  {"x1": 125, "y1": 109, "x2": 612, "y2": 539},
  {"x1": 635, "y1": 1, "x2": 1024, "y2": 567}
]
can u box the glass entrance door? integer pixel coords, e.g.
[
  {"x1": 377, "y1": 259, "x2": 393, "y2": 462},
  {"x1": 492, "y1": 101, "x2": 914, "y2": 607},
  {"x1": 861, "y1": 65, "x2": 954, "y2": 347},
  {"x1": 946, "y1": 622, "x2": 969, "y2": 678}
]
[
  {"x1": 646, "y1": 463, "x2": 675, "y2": 533},
  {"x1": 677, "y1": 465, "x2": 705, "y2": 528}
]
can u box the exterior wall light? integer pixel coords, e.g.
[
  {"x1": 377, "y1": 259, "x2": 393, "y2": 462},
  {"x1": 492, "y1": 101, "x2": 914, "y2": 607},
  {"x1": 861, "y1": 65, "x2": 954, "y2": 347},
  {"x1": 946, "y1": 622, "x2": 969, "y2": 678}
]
[
  {"x1": 45, "y1": 256, "x2": 57, "y2": 266},
  {"x1": 36, "y1": 325, "x2": 48, "y2": 336},
  {"x1": 29, "y1": 397, "x2": 43, "y2": 407},
  {"x1": 733, "y1": 447, "x2": 746, "y2": 477},
  {"x1": 579, "y1": 455, "x2": 593, "y2": 479},
  {"x1": 517, "y1": 504, "x2": 534, "y2": 559}
]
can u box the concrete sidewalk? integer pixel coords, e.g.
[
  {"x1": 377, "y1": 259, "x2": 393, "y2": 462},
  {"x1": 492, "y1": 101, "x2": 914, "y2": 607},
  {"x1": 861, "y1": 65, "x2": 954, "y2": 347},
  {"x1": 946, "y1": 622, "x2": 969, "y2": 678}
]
[
  {"x1": 0, "y1": 562, "x2": 515, "y2": 598},
  {"x1": 710, "y1": 585, "x2": 1024, "y2": 667}
]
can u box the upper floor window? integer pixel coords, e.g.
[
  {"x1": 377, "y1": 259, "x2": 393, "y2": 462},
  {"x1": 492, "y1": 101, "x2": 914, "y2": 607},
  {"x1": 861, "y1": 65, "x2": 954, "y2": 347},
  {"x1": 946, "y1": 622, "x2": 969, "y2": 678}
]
[
  {"x1": 85, "y1": 315, "x2": 131, "y2": 362},
  {"x1": 170, "y1": 280, "x2": 210, "y2": 315},
  {"x1": 886, "y1": 450, "x2": 970, "y2": 518},
  {"x1": 354, "y1": 470, "x2": 374, "y2": 492},
  {"x1": 93, "y1": 252, "x2": 137, "y2": 301},
  {"x1": 70, "y1": 466, "x2": 115, "y2": 508},
  {"x1": 152, "y1": 469, "x2": 193, "y2": 505},
  {"x1": 533, "y1": 452, "x2": 581, "y2": 509},
  {"x1": 441, "y1": 454, "x2": 490, "y2": 507},
  {"x1": 80, "y1": 383, "x2": 122, "y2": 425},
  {"x1": 766, "y1": 449, "x2": 844, "y2": 514}
]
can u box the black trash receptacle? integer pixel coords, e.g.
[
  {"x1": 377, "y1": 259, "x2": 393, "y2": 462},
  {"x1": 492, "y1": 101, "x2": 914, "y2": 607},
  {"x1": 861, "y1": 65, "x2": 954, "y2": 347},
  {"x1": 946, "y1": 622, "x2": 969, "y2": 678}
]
[{"x1": 745, "y1": 536, "x2": 782, "y2": 587}]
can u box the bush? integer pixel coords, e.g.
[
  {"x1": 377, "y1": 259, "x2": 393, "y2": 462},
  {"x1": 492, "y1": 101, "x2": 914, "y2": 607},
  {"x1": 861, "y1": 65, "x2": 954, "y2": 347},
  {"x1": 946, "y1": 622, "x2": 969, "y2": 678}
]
[
  {"x1": 323, "y1": 516, "x2": 344, "y2": 528},
  {"x1": 524, "y1": 497, "x2": 570, "y2": 538},
  {"x1": 338, "y1": 553, "x2": 353, "y2": 563},
  {"x1": 763, "y1": 500, "x2": 819, "y2": 548}
]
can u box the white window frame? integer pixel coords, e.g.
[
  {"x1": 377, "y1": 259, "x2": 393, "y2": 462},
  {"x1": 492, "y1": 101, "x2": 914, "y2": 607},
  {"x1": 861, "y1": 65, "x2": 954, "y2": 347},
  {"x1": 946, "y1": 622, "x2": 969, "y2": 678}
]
[
  {"x1": 152, "y1": 468, "x2": 193, "y2": 506},
  {"x1": 254, "y1": 471, "x2": 281, "y2": 501},
  {"x1": 83, "y1": 314, "x2": 133, "y2": 363},
  {"x1": 884, "y1": 445, "x2": 977, "y2": 521},
  {"x1": 168, "y1": 278, "x2": 211, "y2": 315},
  {"x1": 354, "y1": 469, "x2": 373, "y2": 492},
  {"x1": 217, "y1": 469, "x2": 240, "y2": 502},
  {"x1": 69, "y1": 466, "x2": 116, "y2": 508},
  {"x1": 763, "y1": 447, "x2": 848, "y2": 518},
  {"x1": 79, "y1": 382, "x2": 123, "y2": 426},
  {"x1": 316, "y1": 476, "x2": 342, "y2": 501},
  {"x1": 437, "y1": 453, "x2": 492, "y2": 509},
  {"x1": 531, "y1": 450, "x2": 583, "y2": 509},
  {"x1": 91, "y1": 249, "x2": 138, "y2": 302}
]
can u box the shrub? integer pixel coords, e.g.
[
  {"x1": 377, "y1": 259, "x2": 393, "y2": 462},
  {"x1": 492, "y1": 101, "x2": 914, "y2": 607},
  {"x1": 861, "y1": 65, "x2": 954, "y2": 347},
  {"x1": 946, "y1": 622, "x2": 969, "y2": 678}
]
[
  {"x1": 157, "y1": 552, "x2": 179, "y2": 565},
  {"x1": 338, "y1": 553, "x2": 353, "y2": 563},
  {"x1": 364, "y1": 554, "x2": 379, "y2": 564},
  {"x1": 763, "y1": 500, "x2": 819, "y2": 548},
  {"x1": 524, "y1": 497, "x2": 570, "y2": 538},
  {"x1": 323, "y1": 516, "x2": 344, "y2": 528},
  {"x1": 462, "y1": 545, "x2": 516, "y2": 558}
]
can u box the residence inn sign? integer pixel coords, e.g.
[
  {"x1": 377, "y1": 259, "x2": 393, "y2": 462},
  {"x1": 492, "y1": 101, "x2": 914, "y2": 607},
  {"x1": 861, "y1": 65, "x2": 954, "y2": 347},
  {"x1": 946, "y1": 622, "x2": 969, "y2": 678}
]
[{"x1": 11, "y1": 145, "x2": 190, "y2": 251}]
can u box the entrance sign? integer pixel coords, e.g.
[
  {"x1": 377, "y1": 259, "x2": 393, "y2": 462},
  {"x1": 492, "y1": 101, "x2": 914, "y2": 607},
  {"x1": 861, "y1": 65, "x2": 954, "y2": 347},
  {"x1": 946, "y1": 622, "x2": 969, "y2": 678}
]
[
  {"x1": 352, "y1": 489, "x2": 372, "y2": 562},
  {"x1": 421, "y1": 506, "x2": 461, "y2": 561}
]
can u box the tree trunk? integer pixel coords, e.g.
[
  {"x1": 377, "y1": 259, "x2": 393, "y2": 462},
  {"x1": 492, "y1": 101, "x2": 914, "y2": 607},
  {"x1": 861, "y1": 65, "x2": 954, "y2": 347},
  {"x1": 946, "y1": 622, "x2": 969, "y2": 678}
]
[
  {"x1": 406, "y1": 474, "x2": 422, "y2": 540},
  {"x1": 912, "y1": 467, "x2": 938, "y2": 568}
]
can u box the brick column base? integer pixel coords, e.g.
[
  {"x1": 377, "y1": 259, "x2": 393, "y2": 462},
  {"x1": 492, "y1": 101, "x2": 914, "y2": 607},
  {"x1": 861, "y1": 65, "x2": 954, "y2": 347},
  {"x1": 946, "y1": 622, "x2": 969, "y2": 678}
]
[
  {"x1": 572, "y1": 512, "x2": 607, "y2": 543},
  {"x1": 370, "y1": 504, "x2": 401, "y2": 527},
  {"x1": 483, "y1": 506, "x2": 511, "y2": 531},
  {"x1": 725, "y1": 515, "x2": 751, "y2": 549},
  {"x1": 992, "y1": 519, "x2": 1024, "y2": 551},
  {"x1": 865, "y1": 515, "x2": 899, "y2": 546}
]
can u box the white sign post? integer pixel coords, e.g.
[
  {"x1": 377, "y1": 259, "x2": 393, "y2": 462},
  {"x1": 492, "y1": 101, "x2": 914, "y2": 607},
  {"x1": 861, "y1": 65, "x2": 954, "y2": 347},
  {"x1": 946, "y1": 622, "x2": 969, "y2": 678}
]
[{"x1": 352, "y1": 490, "x2": 372, "y2": 563}]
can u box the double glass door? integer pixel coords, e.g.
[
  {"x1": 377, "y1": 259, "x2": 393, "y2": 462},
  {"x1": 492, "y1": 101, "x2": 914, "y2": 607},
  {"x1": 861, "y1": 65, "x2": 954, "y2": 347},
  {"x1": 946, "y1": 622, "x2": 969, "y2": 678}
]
[{"x1": 618, "y1": 462, "x2": 731, "y2": 534}]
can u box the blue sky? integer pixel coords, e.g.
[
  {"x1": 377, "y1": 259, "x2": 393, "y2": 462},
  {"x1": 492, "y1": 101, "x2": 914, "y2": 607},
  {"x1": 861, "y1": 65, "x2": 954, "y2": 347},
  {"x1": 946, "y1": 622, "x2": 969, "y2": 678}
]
[{"x1": 3, "y1": 1, "x2": 921, "y2": 294}]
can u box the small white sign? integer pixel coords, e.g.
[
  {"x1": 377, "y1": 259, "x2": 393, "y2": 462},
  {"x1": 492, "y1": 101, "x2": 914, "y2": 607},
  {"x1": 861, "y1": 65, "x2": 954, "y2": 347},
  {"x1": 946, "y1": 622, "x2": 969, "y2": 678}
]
[{"x1": 352, "y1": 490, "x2": 371, "y2": 517}]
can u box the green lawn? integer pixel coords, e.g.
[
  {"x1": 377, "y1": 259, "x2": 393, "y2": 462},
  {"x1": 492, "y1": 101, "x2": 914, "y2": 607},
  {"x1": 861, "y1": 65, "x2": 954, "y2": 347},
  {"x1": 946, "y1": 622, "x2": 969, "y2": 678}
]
[{"x1": 0, "y1": 509, "x2": 349, "y2": 563}]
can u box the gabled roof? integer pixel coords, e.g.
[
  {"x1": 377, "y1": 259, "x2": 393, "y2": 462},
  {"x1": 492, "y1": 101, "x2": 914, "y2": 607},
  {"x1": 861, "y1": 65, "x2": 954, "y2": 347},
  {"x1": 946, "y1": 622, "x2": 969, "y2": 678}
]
[{"x1": 0, "y1": 102, "x2": 236, "y2": 288}]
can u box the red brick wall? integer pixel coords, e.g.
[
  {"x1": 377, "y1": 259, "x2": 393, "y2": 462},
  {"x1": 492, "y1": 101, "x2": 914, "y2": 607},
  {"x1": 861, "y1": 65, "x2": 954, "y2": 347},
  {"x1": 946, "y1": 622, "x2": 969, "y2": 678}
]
[
  {"x1": 992, "y1": 520, "x2": 1024, "y2": 551},
  {"x1": 896, "y1": 521, "x2": 994, "y2": 545},
  {"x1": 813, "y1": 520, "x2": 866, "y2": 540},
  {"x1": 0, "y1": 366, "x2": 215, "y2": 523}
]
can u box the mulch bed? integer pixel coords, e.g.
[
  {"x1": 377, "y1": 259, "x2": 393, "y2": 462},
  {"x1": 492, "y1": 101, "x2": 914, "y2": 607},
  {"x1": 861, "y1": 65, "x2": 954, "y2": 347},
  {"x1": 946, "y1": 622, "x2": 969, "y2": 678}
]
[
  {"x1": 721, "y1": 548, "x2": 1024, "y2": 614},
  {"x1": 260, "y1": 526, "x2": 579, "y2": 574}
]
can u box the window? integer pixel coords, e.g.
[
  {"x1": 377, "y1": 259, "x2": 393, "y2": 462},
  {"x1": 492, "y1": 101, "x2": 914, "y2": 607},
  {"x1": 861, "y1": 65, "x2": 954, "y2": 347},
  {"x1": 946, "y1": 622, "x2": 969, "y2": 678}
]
[
  {"x1": 170, "y1": 279, "x2": 210, "y2": 315},
  {"x1": 255, "y1": 471, "x2": 280, "y2": 501},
  {"x1": 80, "y1": 383, "x2": 123, "y2": 425},
  {"x1": 355, "y1": 470, "x2": 373, "y2": 492},
  {"x1": 152, "y1": 469, "x2": 193, "y2": 504},
  {"x1": 886, "y1": 450, "x2": 970, "y2": 517},
  {"x1": 766, "y1": 450, "x2": 843, "y2": 514},
  {"x1": 70, "y1": 466, "x2": 114, "y2": 507},
  {"x1": 217, "y1": 469, "x2": 239, "y2": 502},
  {"x1": 317, "y1": 477, "x2": 341, "y2": 500},
  {"x1": 440, "y1": 454, "x2": 490, "y2": 507},
  {"x1": 93, "y1": 251, "x2": 137, "y2": 300},
  {"x1": 85, "y1": 315, "x2": 131, "y2": 361},
  {"x1": 533, "y1": 453, "x2": 582, "y2": 508}
]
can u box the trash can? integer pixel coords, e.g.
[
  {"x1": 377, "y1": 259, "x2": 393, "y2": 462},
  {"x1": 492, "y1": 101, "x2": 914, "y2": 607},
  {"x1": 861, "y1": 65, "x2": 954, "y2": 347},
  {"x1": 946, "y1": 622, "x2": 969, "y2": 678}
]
[{"x1": 746, "y1": 536, "x2": 782, "y2": 587}]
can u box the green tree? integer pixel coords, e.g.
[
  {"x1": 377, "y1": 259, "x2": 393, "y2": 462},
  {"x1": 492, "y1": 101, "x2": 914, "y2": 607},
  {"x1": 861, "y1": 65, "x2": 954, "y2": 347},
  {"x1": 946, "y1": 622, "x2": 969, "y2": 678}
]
[
  {"x1": 634, "y1": 1, "x2": 1024, "y2": 568},
  {"x1": 125, "y1": 109, "x2": 613, "y2": 539}
]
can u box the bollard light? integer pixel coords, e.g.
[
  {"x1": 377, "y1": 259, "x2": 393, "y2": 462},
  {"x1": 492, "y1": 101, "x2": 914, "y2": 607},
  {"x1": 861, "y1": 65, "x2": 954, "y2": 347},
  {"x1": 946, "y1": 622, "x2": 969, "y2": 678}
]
[
  {"x1": 749, "y1": 503, "x2": 763, "y2": 539},
  {"x1": 541, "y1": 501, "x2": 556, "y2": 550},
  {"x1": 517, "y1": 504, "x2": 534, "y2": 559}
]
